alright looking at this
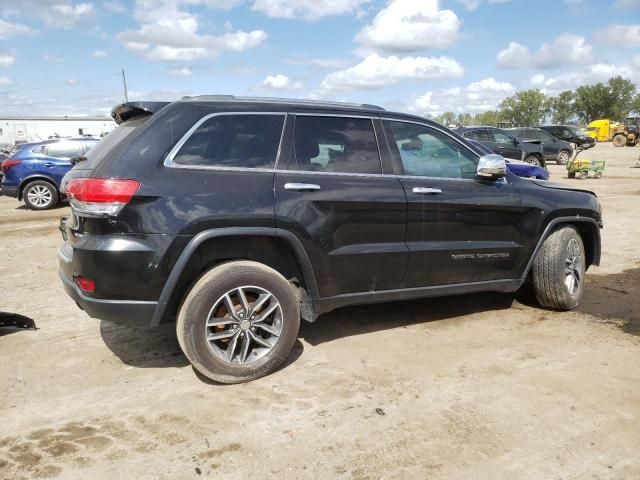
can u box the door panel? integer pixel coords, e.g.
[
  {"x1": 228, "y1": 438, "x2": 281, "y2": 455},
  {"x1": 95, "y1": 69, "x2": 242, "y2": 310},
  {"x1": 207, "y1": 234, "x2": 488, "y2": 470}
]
[
  {"x1": 488, "y1": 129, "x2": 522, "y2": 160},
  {"x1": 385, "y1": 120, "x2": 526, "y2": 288},
  {"x1": 275, "y1": 114, "x2": 408, "y2": 297}
]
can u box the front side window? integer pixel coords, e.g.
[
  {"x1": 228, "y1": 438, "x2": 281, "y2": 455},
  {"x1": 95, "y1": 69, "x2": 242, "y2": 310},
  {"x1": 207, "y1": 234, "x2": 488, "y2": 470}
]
[
  {"x1": 464, "y1": 129, "x2": 492, "y2": 142},
  {"x1": 45, "y1": 143, "x2": 83, "y2": 159},
  {"x1": 290, "y1": 116, "x2": 381, "y2": 174},
  {"x1": 492, "y1": 130, "x2": 515, "y2": 144},
  {"x1": 389, "y1": 121, "x2": 477, "y2": 179},
  {"x1": 173, "y1": 114, "x2": 285, "y2": 169}
]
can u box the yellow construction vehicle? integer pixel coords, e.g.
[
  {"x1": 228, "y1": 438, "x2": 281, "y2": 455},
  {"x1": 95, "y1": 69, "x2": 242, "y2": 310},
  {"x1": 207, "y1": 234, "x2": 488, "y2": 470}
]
[
  {"x1": 612, "y1": 116, "x2": 640, "y2": 147},
  {"x1": 587, "y1": 119, "x2": 620, "y2": 142}
]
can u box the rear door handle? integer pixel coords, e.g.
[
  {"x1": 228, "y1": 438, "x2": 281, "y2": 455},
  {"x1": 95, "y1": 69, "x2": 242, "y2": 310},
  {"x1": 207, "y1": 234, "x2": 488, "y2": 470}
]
[
  {"x1": 412, "y1": 187, "x2": 442, "y2": 195},
  {"x1": 284, "y1": 183, "x2": 321, "y2": 192},
  {"x1": 44, "y1": 162, "x2": 54, "y2": 167}
]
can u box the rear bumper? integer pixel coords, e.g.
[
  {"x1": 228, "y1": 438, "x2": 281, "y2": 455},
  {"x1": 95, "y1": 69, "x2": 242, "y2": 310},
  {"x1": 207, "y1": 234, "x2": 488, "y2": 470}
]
[
  {"x1": 58, "y1": 246, "x2": 158, "y2": 325},
  {"x1": 1, "y1": 185, "x2": 18, "y2": 198}
]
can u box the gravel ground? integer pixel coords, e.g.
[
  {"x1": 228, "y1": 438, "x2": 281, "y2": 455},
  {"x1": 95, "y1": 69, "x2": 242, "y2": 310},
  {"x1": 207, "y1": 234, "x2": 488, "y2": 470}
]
[{"x1": 1, "y1": 143, "x2": 639, "y2": 480}]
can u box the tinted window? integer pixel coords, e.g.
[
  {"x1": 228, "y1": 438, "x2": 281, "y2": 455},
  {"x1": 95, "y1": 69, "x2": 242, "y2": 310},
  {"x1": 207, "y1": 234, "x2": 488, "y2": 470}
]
[
  {"x1": 464, "y1": 129, "x2": 492, "y2": 142},
  {"x1": 537, "y1": 129, "x2": 555, "y2": 141},
  {"x1": 173, "y1": 114, "x2": 285, "y2": 168},
  {"x1": 291, "y1": 116, "x2": 381, "y2": 174},
  {"x1": 492, "y1": 129, "x2": 515, "y2": 144},
  {"x1": 45, "y1": 143, "x2": 83, "y2": 159},
  {"x1": 390, "y1": 121, "x2": 477, "y2": 179}
]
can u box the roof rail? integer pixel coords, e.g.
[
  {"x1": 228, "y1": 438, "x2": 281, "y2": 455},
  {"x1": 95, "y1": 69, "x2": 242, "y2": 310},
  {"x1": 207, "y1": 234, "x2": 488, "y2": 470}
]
[{"x1": 182, "y1": 95, "x2": 385, "y2": 111}]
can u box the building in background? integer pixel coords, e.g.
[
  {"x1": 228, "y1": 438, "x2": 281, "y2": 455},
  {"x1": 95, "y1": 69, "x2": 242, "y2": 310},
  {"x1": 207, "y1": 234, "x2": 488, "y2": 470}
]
[{"x1": 0, "y1": 116, "x2": 115, "y2": 147}]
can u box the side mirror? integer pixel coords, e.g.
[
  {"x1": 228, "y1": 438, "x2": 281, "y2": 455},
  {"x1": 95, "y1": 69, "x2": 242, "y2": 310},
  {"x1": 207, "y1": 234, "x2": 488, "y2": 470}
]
[{"x1": 476, "y1": 154, "x2": 507, "y2": 180}]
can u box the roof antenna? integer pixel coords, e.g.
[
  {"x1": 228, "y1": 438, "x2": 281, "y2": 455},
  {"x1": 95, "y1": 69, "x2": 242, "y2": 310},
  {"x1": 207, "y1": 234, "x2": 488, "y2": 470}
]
[{"x1": 122, "y1": 68, "x2": 129, "y2": 103}]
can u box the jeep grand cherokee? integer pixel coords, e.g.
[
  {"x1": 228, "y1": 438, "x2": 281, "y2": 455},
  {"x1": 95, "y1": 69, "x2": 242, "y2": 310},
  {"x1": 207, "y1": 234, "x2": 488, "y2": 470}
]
[{"x1": 58, "y1": 96, "x2": 602, "y2": 383}]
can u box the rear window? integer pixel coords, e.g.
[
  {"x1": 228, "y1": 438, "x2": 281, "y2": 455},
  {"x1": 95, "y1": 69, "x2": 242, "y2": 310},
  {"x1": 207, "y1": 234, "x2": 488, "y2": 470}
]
[
  {"x1": 79, "y1": 116, "x2": 149, "y2": 170},
  {"x1": 172, "y1": 114, "x2": 285, "y2": 169}
]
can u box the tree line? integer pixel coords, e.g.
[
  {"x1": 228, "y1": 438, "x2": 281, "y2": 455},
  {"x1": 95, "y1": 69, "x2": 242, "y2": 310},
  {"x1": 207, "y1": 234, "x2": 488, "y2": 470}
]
[{"x1": 436, "y1": 76, "x2": 640, "y2": 127}]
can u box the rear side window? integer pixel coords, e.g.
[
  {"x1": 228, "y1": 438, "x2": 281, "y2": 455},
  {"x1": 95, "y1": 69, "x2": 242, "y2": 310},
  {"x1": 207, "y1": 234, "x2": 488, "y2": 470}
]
[
  {"x1": 492, "y1": 130, "x2": 515, "y2": 144},
  {"x1": 172, "y1": 114, "x2": 285, "y2": 169},
  {"x1": 45, "y1": 143, "x2": 83, "y2": 159},
  {"x1": 290, "y1": 116, "x2": 381, "y2": 174}
]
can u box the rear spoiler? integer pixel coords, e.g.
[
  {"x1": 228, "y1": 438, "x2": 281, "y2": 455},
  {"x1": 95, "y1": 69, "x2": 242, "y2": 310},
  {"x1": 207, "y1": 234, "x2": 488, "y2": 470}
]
[{"x1": 111, "y1": 101, "x2": 170, "y2": 125}]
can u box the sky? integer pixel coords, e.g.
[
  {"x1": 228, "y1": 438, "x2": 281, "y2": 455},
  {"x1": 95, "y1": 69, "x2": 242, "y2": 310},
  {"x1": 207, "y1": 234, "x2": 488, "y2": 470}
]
[{"x1": 0, "y1": 0, "x2": 638, "y2": 118}]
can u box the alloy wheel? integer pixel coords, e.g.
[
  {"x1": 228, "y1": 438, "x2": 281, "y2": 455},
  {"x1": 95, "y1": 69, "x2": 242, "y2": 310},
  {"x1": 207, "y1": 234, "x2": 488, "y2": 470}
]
[
  {"x1": 564, "y1": 238, "x2": 582, "y2": 295},
  {"x1": 27, "y1": 185, "x2": 53, "y2": 208},
  {"x1": 204, "y1": 286, "x2": 283, "y2": 365}
]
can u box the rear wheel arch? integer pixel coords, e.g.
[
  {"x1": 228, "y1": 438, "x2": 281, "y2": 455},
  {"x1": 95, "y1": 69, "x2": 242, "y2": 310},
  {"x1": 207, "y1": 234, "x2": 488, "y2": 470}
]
[
  {"x1": 153, "y1": 228, "x2": 319, "y2": 326},
  {"x1": 18, "y1": 176, "x2": 58, "y2": 200}
]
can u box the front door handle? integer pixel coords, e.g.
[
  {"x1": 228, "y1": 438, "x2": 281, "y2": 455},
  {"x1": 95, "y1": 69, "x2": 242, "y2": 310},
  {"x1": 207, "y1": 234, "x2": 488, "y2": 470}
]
[
  {"x1": 44, "y1": 162, "x2": 54, "y2": 167},
  {"x1": 412, "y1": 187, "x2": 442, "y2": 195},
  {"x1": 284, "y1": 183, "x2": 321, "y2": 192}
]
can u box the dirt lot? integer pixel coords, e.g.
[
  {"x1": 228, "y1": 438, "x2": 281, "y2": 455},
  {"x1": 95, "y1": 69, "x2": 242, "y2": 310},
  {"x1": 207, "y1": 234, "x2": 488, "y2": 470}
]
[{"x1": 1, "y1": 143, "x2": 639, "y2": 480}]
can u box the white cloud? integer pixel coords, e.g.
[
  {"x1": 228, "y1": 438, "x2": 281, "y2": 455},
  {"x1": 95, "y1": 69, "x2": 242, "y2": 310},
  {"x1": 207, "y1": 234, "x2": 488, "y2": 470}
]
[
  {"x1": 285, "y1": 56, "x2": 349, "y2": 69},
  {"x1": 595, "y1": 24, "x2": 640, "y2": 46},
  {"x1": 320, "y1": 54, "x2": 464, "y2": 92},
  {"x1": 169, "y1": 66, "x2": 193, "y2": 76},
  {"x1": 92, "y1": 49, "x2": 108, "y2": 58},
  {"x1": 43, "y1": 54, "x2": 64, "y2": 63},
  {"x1": 0, "y1": 49, "x2": 15, "y2": 67},
  {"x1": 131, "y1": 0, "x2": 245, "y2": 22},
  {"x1": 407, "y1": 77, "x2": 515, "y2": 116},
  {"x1": 527, "y1": 60, "x2": 640, "y2": 95},
  {"x1": 0, "y1": 18, "x2": 37, "y2": 38},
  {"x1": 0, "y1": 1, "x2": 95, "y2": 29},
  {"x1": 0, "y1": 76, "x2": 12, "y2": 86},
  {"x1": 613, "y1": 0, "x2": 640, "y2": 9},
  {"x1": 103, "y1": 0, "x2": 127, "y2": 12},
  {"x1": 496, "y1": 33, "x2": 593, "y2": 69},
  {"x1": 355, "y1": 0, "x2": 460, "y2": 53},
  {"x1": 251, "y1": 0, "x2": 369, "y2": 20},
  {"x1": 456, "y1": 0, "x2": 510, "y2": 10},
  {"x1": 260, "y1": 74, "x2": 302, "y2": 90},
  {"x1": 117, "y1": 13, "x2": 267, "y2": 62}
]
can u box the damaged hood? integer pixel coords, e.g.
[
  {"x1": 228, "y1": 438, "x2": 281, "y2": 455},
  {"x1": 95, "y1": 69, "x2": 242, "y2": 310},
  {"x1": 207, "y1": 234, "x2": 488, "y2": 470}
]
[{"x1": 530, "y1": 179, "x2": 597, "y2": 197}]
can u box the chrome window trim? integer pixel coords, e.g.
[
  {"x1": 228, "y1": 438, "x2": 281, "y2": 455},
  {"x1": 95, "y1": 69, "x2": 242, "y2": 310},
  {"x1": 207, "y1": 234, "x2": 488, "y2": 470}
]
[
  {"x1": 164, "y1": 111, "x2": 287, "y2": 171},
  {"x1": 287, "y1": 113, "x2": 384, "y2": 175}
]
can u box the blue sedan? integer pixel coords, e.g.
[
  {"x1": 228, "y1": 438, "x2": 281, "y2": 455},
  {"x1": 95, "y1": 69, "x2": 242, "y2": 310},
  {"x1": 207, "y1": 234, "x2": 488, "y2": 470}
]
[
  {"x1": 1, "y1": 137, "x2": 99, "y2": 209},
  {"x1": 466, "y1": 138, "x2": 549, "y2": 180}
]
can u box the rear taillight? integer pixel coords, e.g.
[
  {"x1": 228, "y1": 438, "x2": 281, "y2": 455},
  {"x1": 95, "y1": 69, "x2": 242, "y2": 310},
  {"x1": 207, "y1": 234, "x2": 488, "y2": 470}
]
[
  {"x1": 63, "y1": 178, "x2": 140, "y2": 217},
  {"x1": 2, "y1": 159, "x2": 21, "y2": 173},
  {"x1": 75, "y1": 276, "x2": 96, "y2": 293}
]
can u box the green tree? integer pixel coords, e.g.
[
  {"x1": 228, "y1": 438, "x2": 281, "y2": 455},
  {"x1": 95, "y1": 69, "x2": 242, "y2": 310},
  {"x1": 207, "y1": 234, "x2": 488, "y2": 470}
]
[
  {"x1": 472, "y1": 110, "x2": 500, "y2": 126},
  {"x1": 631, "y1": 94, "x2": 640, "y2": 115},
  {"x1": 498, "y1": 90, "x2": 549, "y2": 126},
  {"x1": 573, "y1": 82, "x2": 612, "y2": 123},
  {"x1": 456, "y1": 112, "x2": 472, "y2": 126},
  {"x1": 438, "y1": 111, "x2": 457, "y2": 126},
  {"x1": 550, "y1": 90, "x2": 574, "y2": 124},
  {"x1": 607, "y1": 76, "x2": 637, "y2": 120}
]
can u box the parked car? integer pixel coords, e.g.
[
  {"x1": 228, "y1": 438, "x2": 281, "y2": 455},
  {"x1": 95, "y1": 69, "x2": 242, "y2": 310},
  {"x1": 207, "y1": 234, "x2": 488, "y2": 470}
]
[
  {"x1": 539, "y1": 125, "x2": 595, "y2": 151},
  {"x1": 58, "y1": 96, "x2": 601, "y2": 383},
  {"x1": 1, "y1": 138, "x2": 99, "y2": 209},
  {"x1": 455, "y1": 126, "x2": 546, "y2": 167},
  {"x1": 507, "y1": 127, "x2": 574, "y2": 165},
  {"x1": 466, "y1": 139, "x2": 549, "y2": 179}
]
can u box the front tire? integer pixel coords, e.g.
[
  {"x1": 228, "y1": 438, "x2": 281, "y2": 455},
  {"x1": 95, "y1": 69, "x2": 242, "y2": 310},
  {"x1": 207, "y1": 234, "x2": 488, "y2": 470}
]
[
  {"x1": 612, "y1": 134, "x2": 626, "y2": 147},
  {"x1": 524, "y1": 155, "x2": 542, "y2": 167},
  {"x1": 557, "y1": 150, "x2": 570, "y2": 165},
  {"x1": 23, "y1": 180, "x2": 58, "y2": 210},
  {"x1": 177, "y1": 261, "x2": 300, "y2": 384},
  {"x1": 532, "y1": 226, "x2": 585, "y2": 310}
]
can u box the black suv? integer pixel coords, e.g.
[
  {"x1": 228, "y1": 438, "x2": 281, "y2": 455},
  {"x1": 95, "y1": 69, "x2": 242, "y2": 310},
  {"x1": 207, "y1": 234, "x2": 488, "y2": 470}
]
[
  {"x1": 455, "y1": 126, "x2": 546, "y2": 167},
  {"x1": 539, "y1": 125, "x2": 595, "y2": 151},
  {"x1": 58, "y1": 96, "x2": 602, "y2": 383},
  {"x1": 507, "y1": 127, "x2": 574, "y2": 165}
]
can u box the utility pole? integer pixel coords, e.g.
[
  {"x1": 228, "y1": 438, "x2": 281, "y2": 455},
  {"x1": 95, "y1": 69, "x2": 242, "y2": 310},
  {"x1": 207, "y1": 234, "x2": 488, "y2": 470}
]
[{"x1": 121, "y1": 68, "x2": 129, "y2": 103}]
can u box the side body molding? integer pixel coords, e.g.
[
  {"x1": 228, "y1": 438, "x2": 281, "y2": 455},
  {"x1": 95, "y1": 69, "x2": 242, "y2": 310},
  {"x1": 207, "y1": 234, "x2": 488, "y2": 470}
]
[{"x1": 150, "y1": 227, "x2": 319, "y2": 326}]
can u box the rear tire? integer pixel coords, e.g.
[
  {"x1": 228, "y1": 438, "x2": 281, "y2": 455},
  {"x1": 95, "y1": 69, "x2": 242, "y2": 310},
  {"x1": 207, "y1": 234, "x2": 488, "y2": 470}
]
[
  {"x1": 23, "y1": 180, "x2": 58, "y2": 210},
  {"x1": 177, "y1": 260, "x2": 300, "y2": 384},
  {"x1": 532, "y1": 226, "x2": 585, "y2": 310},
  {"x1": 612, "y1": 134, "x2": 626, "y2": 147},
  {"x1": 557, "y1": 150, "x2": 570, "y2": 165}
]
